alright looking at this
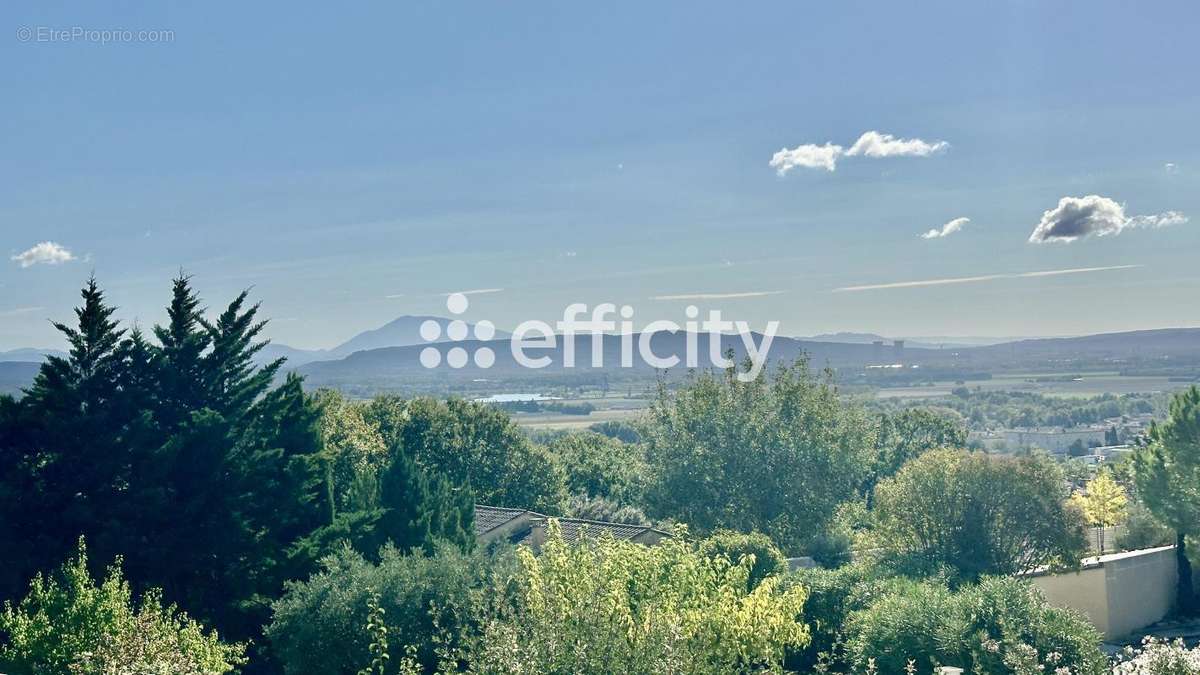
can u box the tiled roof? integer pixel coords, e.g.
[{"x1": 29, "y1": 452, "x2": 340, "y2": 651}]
[
  {"x1": 474, "y1": 505, "x2": 532, "y2": 536},
  {"x1": 474, "y1": 504, "x2": 670, "y2": 546},
  {"x1": 535, "y1": 516, "x2": 663, "y2": 544}
]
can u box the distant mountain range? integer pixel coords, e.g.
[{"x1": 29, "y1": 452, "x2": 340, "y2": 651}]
[
  {"x1": 0, "y1": 348, "x2": 66, "y2": 362},
  {"x1": 258, "y1": 315, "x2": 512, "y2": 366},
  {"x1": 3, "y1": 322, "x2": 1197, "y2": 395},
  {"x1": 800, "y1": 332, "x2": 1042, "y2": 350},
  {"x1": 293, "y1": 326, "x2": 1200, "y2": 390}
]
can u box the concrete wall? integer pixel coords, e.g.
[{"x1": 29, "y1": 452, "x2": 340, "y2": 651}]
[{"x1": 1029, "y1": 545, "x2": 1176, "y2": 640}]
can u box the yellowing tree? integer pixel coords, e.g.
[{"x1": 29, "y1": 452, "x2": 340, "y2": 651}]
[{"x1": 1071, "y1": 472, "x2": 1128, "y2": 553}]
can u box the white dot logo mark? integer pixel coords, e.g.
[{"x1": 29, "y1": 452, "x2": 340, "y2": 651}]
[
  {"x1": 447, "y1": 293, "x2": 469, "y2": 315},
  {"x1": 446, "y1": 347, "x2": 469, "y2": 369},
  {"x1": 419, "y1": 319, "x2": 442, "y2": 342},
  {"x1": 419, "y1": 347, "x2": 441, "y2": 368},
  {"x1": 419, "y1": 291, "x2": 496, "y2": 369},
  {"x1": 447, "y1": 320, "x2": 469, "y2": 341}
]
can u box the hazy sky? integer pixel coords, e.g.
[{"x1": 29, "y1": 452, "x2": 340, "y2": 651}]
[{"x1": 3, "y1": 1, "x2": 1197, "y2": 350}]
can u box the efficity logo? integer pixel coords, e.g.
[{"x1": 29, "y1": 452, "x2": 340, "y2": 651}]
[{"x1": 419, "y1": 294, "x2": 779, "y2": 382}]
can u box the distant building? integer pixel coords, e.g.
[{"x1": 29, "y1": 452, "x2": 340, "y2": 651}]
[
  {"x1": 474, "y1": 505, "x2": 670, "y2": 550},
  {"x1": 1002, "y1": 427, "x2": 1107, "y2": 454},
  {"x1": 872, "y1": 340, "x2": 885, "y2": 363},
  {"x1": 892, "y1": 339, "x2": 905, "y2": 363}
]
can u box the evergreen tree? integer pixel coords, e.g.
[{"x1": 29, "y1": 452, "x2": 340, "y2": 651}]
[
  {"x1": 152, "y1": 274, "x2": 211, "y2": 431},
  {"x1": 375, "y1": 443, "x2": 474, "y2": 555},
  {"x1": 1134, "y1": 386, "x2": 1200, "y2": 613},
  {"x1": 17, "y1": 278, "x2": 133, "y2": 576},
  {"x1": 202, "y1": 290, "x2": 282, "y2": 420}
]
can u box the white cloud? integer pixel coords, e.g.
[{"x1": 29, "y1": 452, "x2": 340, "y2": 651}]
[
  {"x1": 1028, "y1": 195, "x2": 1188, "y2": 243},
  {"x1": 769, "y1": 143, "x2": 843, "y2": 174},
  {"x1": 770, "y1": 130, "x2": 948, "y2": 175},
  {"x1": 1165, "y1": 162, "x2": 1179, "y2": 174},
  {"x1": 11, "y1": 241, "x2": 76, "y2": 268},
  {"x1": 834, "y1": 264, "x2": 1141, "y2": 292},
  {"x1": 845, "y1": 131, "x2": 949, "y2": 158},
  {"x1": 921, "y1": 217, "x2": 970, "y2": 239},
  {"x1": 1129, "y1": 211, "x2": 1188, "y2": 229},
  {"x1": 651, "y1": 291, "x2": 784, "y2": 301}
]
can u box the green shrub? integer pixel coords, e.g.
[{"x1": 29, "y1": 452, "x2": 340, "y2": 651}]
[
  {"x1": 463, "y1": 522, "x2": 809, "y2": 674},
  {"x1": 781, "y1": 563, "x2": 904, "y2": 671},
  {"x1": 1118, "y1": 501, "x2": 1174, "y2": 551},
  {"x1": 0, "y1": 538, "x2": 244, "y2": 675},
  {"x1": 842, "y1": 576, "x2": 1106, "y2": 674},
  {"x1": 267, "y1": 542, "x2": 510, "y2": 675},
  {"x1": 698, "y1": 529, "x2": 788, "y2": 590}
]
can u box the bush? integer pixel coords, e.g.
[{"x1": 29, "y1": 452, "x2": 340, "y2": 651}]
[
  {"x1": 698, "y1": 529, "x2": 788, "y2": 590},
  {"x1": 267, "y1": 542, "x2": 510, "y2": 675},
  {"x1": 872, "y1": 449, "x2": 1088, "y2": 580},
  {"x1": 842, "y1": 576, "x2": 1106, "y2": 674},
  {"x1": 1118, "y1": 501, "x2": 1174, "y2": 552},
  {"x1": 463, "y1": 522, "x2": 809, "y2": 674},
  {"x1": 781, "y1": 563, "x2": 900, "y2": 671},
  {"x1": 1113, "y1": 636, "x2": 1200, "y2": 674},
  {"x1": 547, "y1": 431, "x2": 647, "y2": 505},
  {"x1": 0, "y1": 538, "x2": 244, "y2": 675}
]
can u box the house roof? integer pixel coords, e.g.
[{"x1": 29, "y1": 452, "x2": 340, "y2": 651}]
[
  {"x1": 474, "y1": 505, "x2": 533, "y2": 537},
  {"x1": 474, "y1": 504, "x2": 670, "y2": 546}
]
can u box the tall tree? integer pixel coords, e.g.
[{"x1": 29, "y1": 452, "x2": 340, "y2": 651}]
[
  {"x1": 867, "y1": 408, "x2": 967, "y2": 499},
  {"x1": 15, "y1": 278, "x2": 133, "y2": 576},
  {"x1": 1134, "y1": 385, "x2": 1200, "y2": 613},
  {"x1": 642, "y1": 359, "x2": 876, "y2": 553},
  {"x1": 1070, "y1": 472, "x2": 1128, "y2": 553},
  {"x1": 872, "y1": 448, "x2": 1087, "y2": 581},
  {"x1": 152, "y1": 275, "x2": 211, "y2": 431},
  {"x1": 374, "y1": 443, "x2": 474, "y2": 555}
]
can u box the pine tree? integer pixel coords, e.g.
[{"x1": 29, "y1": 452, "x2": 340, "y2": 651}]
[
  {"x1": 153, "y1": 274, "x2": 211, "y2": 431},
  {"x1": 202, "y1": 290, "x2": 282, "y2": 421},
  {"x1": 375, "y1": 443, "x2": 474, "y2": 555},
  {"x1": 19, "y1": 278, "x2": 132, "y2": 572}
]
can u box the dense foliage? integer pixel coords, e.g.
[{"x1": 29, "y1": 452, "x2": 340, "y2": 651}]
[
  {"x1": 462, "y1": 523, "x2": 809, "y2": 674},
  {"x1": 842, "y1": 576, "x2": 1106, "y2": 674},
  {"x1": 0, "y1": 538, "x2": 244, "y2": 675},
  {"x1": 872, "y1": 449, "x2": 1087, "y2": 580},
  {"x1": 0, "y1": 278, "x2": 332, "y2": 643},
  {"x1": 698, "y1": 529, "x2": 789, "y2": 590},
  {"x1": 873, "y1": 387, "x2": 1164, "y2": 432},
  {"x1": 1134, "y1": 386, "x2": 1200, "y2": 611},
  {"x1": 267, "y1": 543, "x2": 508, "y2": 675},
  {"x1": 641, "y1": 360, "x2": 876, "y2": 552}
]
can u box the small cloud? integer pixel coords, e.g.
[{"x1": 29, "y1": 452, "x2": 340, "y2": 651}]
[
  {"x1": 770, "y1": 142, "x2": 843, "y2": 174},
  {"x1": 1165, "y1": 162, "x2": 1179, "y2": 174},
  {"x1": 384, "y1": 293, "x2": 405, "y2": 299},
  {"x1": 11, "y1": 241, "x2": 76, "y2": 268},
  {"x1": 651, "y1": 290, "x2": 783, "y2": 301},
  {"x1": 845, "y1": 131, "x2": 949, "y2": 158},
  {"x1": 921, "y1": 217, "x2": 970, "y2": 239},
  {"x1": 771, "y1": 130, "x2": 948, "y2": 175},
  {"x1": 1028, "y1": 195, "x2": 1187, "y2": 243},
  {"x1": 564, "y1": 251, "x2": 578, "y2": 258},
  {"x1": 616, "y1": 163, "x2": 624, "y2": 170}
]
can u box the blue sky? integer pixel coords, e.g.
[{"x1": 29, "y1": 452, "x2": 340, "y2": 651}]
[{"x1": 2, "y1": 0, "x2": 1197, "y2": 350}]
